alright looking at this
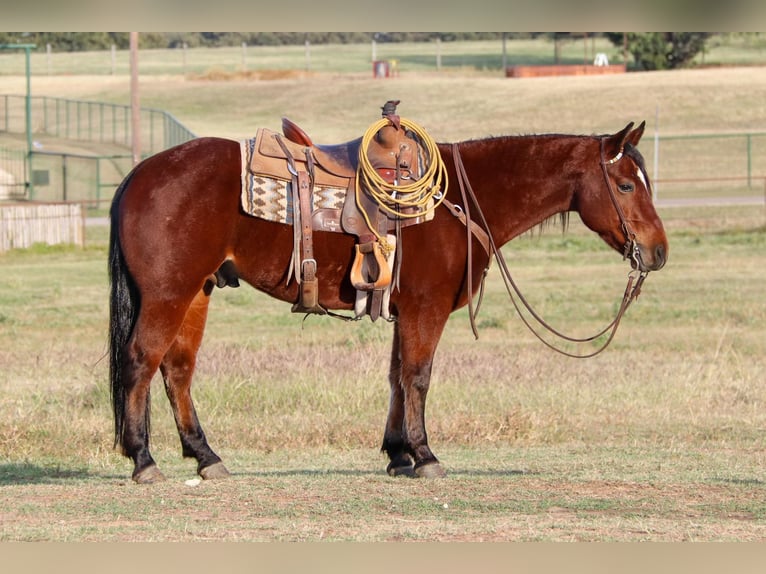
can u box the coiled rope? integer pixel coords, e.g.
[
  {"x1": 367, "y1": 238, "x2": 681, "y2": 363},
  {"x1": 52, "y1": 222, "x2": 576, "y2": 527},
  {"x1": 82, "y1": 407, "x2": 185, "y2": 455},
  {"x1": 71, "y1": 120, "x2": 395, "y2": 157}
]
[{"x1": 355, "y1": 117, "x2": 448, "y2": 242}]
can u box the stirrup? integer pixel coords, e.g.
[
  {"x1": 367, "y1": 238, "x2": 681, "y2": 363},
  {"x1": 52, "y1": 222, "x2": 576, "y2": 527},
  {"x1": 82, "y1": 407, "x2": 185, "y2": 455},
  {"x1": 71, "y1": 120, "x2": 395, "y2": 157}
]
[
  {"x1": 291, "y1": 262, "x2": 327, "y2": 315},
  {"x1": 349, "y1": 241, "x2": 392, "y2": 291}
]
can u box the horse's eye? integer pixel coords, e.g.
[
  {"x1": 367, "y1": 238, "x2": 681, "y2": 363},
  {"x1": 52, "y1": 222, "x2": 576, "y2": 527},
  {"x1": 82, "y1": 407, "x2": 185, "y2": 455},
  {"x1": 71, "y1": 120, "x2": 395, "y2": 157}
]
[{"x1": 618, "y1": 183, "x2": 634, "y2": 193}]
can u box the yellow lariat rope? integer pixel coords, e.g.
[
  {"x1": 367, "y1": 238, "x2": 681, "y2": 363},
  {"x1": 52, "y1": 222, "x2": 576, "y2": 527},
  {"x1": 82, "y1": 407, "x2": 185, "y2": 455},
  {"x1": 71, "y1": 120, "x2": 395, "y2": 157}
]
[{"x1": 355, "y1": 117, "x2": 448, "y2": 247}]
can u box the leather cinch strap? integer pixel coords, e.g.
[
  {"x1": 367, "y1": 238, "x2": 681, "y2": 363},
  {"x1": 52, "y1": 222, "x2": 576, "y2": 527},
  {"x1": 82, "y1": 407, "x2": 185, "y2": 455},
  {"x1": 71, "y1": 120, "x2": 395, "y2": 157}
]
[
  {"x1": 274, "y1": 134, "x2": 326, "y2": 315},
  {"x1": 295, "y1": 169, "x2": 321, "y2": 311}
]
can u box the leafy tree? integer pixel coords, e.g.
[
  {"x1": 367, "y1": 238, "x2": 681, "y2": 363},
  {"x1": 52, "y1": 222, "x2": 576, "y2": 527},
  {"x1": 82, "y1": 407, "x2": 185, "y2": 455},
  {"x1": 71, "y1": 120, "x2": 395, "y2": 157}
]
[{"x1": 606, "y1": 33, "x2": 711, "y2": 70}]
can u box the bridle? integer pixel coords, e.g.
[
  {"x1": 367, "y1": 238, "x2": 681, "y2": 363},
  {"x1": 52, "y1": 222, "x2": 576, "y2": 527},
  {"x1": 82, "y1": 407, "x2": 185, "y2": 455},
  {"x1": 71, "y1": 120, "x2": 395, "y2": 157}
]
[
  {"x1": 450, "y1": 138, "x2": 648, "y2": 358},
  {"x1": 600, "y1": 137, "x2": 644, "y2": 270}
]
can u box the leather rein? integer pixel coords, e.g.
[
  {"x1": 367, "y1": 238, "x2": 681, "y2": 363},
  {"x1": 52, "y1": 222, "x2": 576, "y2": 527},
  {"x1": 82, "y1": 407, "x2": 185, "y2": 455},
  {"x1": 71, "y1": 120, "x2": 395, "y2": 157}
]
[{"x1": 450, "y1": 140, "x2": 648, "y2": 358}]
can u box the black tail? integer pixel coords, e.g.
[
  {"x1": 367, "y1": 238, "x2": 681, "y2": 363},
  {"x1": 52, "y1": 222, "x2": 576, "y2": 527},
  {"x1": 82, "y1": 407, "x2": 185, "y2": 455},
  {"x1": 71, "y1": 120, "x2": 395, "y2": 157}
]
[{"x1": 108, "y1": 170, "x2": 141, "y2": 450}]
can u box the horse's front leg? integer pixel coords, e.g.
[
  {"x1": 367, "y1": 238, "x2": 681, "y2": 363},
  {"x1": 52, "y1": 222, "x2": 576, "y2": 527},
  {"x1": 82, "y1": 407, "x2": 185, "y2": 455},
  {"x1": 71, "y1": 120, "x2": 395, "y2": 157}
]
[
  {"x1": 382, "y1": 315, "x2": 448, "y2": 478},
  {"x1": 160, "y1": 287, "x2": 230, "y2": 480},
  {"x1": 382, "y1": 323, "x2": 415, "y2": 476}
]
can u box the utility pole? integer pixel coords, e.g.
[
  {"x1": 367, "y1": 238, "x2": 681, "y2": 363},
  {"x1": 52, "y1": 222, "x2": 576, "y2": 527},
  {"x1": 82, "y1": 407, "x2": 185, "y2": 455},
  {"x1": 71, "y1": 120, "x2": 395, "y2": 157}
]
[
  {"x1": 130, "y1": 32, "x2": 141, "y2": 165},
  {"x1": 502, "y1": 33, "x2": 507, "y2": 74}
]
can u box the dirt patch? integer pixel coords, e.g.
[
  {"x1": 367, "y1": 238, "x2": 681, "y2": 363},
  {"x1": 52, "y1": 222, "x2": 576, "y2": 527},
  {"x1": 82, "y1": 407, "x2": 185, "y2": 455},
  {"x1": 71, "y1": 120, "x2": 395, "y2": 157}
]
[
  {"x1": 187, "y1": 69, "x2": 317, "y2": 81},
  {"x1": 3, "y1": 464, "x2": 764, "y2": 542}
]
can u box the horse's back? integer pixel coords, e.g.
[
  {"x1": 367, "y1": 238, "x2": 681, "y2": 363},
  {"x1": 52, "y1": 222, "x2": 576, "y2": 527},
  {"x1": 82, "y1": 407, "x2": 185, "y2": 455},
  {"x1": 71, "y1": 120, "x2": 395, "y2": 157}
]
[{"x1": 118, "y1": 136, "x2": 241, "y2": 219}]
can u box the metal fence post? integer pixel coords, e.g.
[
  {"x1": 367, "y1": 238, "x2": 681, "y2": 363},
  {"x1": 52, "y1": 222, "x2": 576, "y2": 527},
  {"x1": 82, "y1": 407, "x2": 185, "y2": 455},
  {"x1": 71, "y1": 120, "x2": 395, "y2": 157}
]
[
  {"x1": 96, "y1": 157, "x2": 101, "y2": 206},
  {"x1": 747, "y1": 133, "x2": 752, "y2": 188},
  {"x1": 653, "y1": 106, "x2": 659, "y2": 201},
  {"x1": 62, "y1": 153, "x2": 68, "y2": 201}
]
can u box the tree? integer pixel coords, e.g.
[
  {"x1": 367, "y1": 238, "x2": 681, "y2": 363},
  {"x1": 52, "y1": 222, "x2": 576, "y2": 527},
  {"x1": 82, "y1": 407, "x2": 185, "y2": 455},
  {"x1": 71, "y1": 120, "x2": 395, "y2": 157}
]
[{"x1": 607, "y1": 33, "x2": 712, "y2": 70}]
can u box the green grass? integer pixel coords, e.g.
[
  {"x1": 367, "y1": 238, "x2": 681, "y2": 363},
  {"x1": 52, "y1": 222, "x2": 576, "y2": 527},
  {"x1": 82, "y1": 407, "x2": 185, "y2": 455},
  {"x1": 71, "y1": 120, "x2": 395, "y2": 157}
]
[{"x1": 1, "y1": 36, "x2": 765, "y2": 77}]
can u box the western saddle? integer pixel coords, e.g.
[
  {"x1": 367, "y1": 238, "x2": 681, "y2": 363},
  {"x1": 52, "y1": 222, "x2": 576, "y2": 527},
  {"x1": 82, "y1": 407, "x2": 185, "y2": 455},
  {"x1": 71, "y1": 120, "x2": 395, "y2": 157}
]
[{"x1": 247, "y1": 100, "x2": 438, "y2": 321}]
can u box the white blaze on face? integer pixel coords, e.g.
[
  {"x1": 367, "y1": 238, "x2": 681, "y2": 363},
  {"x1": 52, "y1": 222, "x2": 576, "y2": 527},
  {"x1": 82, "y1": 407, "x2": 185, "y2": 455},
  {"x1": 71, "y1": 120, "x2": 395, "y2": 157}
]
[{"x1": 636, "y1": 166, "x2": 647, "y2": 191}]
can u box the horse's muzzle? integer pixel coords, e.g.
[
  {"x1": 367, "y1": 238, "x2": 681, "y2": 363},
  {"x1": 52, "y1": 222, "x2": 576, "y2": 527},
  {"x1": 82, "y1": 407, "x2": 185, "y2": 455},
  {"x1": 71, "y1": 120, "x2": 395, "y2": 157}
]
[{"x1": 635, "y1": 242, "x2": 667, "y2": 272}]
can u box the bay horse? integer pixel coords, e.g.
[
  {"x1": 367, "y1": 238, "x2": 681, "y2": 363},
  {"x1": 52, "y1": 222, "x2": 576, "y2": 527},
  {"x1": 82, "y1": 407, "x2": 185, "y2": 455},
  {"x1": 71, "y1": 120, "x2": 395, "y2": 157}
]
[{"x1": 108, "y1": 120, "x2": 668, "y2": 483}]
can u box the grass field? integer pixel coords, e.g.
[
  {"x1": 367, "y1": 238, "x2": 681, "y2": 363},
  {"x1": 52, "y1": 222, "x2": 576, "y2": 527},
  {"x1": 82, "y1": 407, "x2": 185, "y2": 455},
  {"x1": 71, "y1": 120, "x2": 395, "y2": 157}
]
[
  {"x1": 0, "y1": 204, "x2": 764, "y2": 541},
  {"x1": 1, "y1": 49, "x2": 766, "y2": 541}
]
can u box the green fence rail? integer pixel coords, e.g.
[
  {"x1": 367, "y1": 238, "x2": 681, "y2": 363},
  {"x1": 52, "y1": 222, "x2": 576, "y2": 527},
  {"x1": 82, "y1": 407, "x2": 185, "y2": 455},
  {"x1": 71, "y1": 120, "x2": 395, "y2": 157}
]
[
  {"x1": 0, "y1": 94, "x2": 195, "y2": 206},
  {"x1": 648, "y1": 132, "x2": 766, "y2": 199},
  {"x1": 1, "y1": 94, "x2": 195, "y2": 155}
]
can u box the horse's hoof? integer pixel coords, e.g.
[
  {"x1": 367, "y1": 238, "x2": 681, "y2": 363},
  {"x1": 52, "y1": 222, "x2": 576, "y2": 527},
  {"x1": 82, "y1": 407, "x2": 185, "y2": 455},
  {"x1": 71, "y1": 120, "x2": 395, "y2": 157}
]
[
  {"x1": 387, "y1": 462, "x2": 416, "y2": 478},
  {"x1": 199, "y1": 461, "x2": 231, "y2": 480},
  {"x1": 132, "y1": 464, "x2": 167, "y2": 484},
  {"x1": 415, "y1": 462, "x2": 447, "y2": 479}
]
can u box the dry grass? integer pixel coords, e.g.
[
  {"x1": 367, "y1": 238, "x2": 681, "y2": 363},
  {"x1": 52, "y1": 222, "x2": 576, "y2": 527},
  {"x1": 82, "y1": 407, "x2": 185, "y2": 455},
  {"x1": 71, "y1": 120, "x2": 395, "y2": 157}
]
[
  {"x1": 3, "y1": 65, "x2": 766, "y2": 142},
  {"x1": 186, "y1": 69, "x2": 317, "y2": 82}
]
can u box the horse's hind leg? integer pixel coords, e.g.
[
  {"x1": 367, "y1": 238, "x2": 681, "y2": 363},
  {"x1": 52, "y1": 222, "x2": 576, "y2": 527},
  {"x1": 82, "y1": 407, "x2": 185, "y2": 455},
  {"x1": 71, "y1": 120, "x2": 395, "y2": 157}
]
[
  {"x1": 160, "y1": 286, "x2": 230, "y2": 480},
  {"x1": 120, "y1": 299, "x2": 195, "y2": 484}
]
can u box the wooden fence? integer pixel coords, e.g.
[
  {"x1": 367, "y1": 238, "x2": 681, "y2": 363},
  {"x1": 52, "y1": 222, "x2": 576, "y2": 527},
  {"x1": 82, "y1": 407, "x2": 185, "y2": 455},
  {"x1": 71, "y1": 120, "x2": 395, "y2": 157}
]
[
  {"x1": 0, "y1": 202, "x2": 84, "y2": 252},
  {"x1": 506, "y1": 64, "x2": 626, "y2": 78}
]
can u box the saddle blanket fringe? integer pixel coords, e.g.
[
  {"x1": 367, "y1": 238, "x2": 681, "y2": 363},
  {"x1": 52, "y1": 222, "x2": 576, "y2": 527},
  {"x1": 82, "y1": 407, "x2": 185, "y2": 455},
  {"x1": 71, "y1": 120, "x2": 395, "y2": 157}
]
[{"x1": 239, "y1": 138, "x2": 346, "y2": 225}]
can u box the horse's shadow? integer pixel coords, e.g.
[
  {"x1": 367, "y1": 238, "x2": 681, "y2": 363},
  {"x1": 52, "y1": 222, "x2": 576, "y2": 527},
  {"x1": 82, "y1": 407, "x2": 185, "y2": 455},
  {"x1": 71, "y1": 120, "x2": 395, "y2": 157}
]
[
  {"x1": 0, "y1": 462, "x2": 532, "y2": 485},
  {"x1": 4, "y1": 461, "x2": 760, "y2": 485},
  {"x1": 0, "y1": 463, "x2": 98, "y2": 485},
  {"x1": 235, "y1": 468, "x2": 531, "y2": 479}
]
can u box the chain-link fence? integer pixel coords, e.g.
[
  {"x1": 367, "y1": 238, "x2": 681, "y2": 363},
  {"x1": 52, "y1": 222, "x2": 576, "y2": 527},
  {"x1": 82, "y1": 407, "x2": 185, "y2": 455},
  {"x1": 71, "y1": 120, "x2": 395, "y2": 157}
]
[
  {"x1": 1, "y1": 94, "x2": 195, "y2": 206},
  {"x1": 25, "y1": 151, "x2": 135, "y2": 207},
  {"x1": 0, "y1": 146, "x2": 25, "y2": 200}
]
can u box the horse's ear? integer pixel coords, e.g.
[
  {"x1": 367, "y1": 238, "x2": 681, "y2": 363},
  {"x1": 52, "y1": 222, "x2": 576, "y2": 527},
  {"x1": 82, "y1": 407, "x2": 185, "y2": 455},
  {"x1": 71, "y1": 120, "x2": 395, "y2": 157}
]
[
  {"x1": 627, "y1": 121, "x2": 646, "y2": 146},
  {"x1": 604, "y1": 122, "x2": 634, "y2": 162}
]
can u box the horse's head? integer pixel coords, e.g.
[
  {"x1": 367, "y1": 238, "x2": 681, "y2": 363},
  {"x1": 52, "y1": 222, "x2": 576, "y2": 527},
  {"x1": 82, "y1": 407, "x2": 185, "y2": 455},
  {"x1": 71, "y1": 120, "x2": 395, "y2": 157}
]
[{"x1": 575, "y1": 122, "x2": 668, "y2": 272}]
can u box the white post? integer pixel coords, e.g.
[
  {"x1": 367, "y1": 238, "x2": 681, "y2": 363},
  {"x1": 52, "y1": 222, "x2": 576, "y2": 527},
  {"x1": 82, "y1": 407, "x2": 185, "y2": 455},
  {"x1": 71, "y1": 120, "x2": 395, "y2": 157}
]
[
  {"x1": 241, "y1": 42, "x2": 247, "y2": 71},
  {"x1": 111, "y1": 44, "x2": 116, "y2": 75},
  {"x1": 436, "y1": 38, "x2": 442, "y2": 71},
  {"x1": 371, "y1": 39, "x2": 376, "y2": 63},
  {"x1": 47, "y1": 43, "x2": 52, "y2": 75},
  {"x1": 305, "y1": 39, "x2": 311, "y2": 72}
]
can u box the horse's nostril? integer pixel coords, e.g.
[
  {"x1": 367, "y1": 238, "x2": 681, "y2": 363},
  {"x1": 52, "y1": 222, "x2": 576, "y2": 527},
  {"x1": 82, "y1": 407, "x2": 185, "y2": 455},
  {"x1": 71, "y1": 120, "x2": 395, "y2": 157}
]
[{"x1": 655, "y1": 244, "x2": 667, "y2": 269}]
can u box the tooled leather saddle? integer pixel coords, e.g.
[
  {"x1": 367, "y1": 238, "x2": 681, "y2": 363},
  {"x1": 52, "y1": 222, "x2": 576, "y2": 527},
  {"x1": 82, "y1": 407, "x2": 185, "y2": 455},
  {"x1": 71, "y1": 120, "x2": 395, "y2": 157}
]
[{"x1": 243, "y1": 100, "x2": 433, "y2": 321}]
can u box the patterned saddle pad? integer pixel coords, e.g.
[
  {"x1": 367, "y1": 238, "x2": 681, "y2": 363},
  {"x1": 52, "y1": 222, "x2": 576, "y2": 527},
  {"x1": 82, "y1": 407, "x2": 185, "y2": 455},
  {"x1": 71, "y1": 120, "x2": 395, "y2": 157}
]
[{"x1": 239, "y1": 137, "x2": 347, "y2": 226}]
